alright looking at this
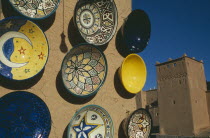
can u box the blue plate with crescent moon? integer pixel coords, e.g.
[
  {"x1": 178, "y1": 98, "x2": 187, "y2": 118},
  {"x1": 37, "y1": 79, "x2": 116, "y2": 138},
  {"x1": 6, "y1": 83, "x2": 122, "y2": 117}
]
[
  {"x1": 0, "y1": 91, "x2": 51, "y2": 138},
  {"x1": 67, "y1": 105, "x2": 114, "y2": 138},
  {"x1": 0, "y1": 17, "x2": 49, "y2": 80}
]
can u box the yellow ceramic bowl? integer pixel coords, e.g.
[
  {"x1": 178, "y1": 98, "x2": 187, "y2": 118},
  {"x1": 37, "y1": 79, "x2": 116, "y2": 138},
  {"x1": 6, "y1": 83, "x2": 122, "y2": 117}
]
[{"x1": 119, "y1": 54, "x2": 147, "y2": 94}]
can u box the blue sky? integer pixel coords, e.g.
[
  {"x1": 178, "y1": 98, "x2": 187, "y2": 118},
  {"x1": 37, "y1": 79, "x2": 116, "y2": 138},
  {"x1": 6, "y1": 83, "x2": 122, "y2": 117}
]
[{"x1": 132, "y1": 0, "x2": 210, "y2": 90}]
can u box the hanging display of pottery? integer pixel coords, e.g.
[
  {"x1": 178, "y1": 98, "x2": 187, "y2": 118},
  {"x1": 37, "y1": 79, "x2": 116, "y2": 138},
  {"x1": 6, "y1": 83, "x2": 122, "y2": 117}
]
[
  {"x1": 0, "y1": 0, "x2": 152, "y2": 137},
  {"x1": 0, "y1": 17, "x2": 49, "y2": 80},
  {"x1": 0, "y1": 91, "x2": 51, "y2": 138},
  {"x1": 61, "y1": 44, "x2": 107, "y2": 97},
  {"x1": 8, "y1": 0, "x2": 60, "y2": 19},
  {"x1": 74, "y1": 0, "x2": 118, "y2": 45},
  {"x1": 119, "y1": 54, "x2": 147, "y2": 94},
  {"x1": 122, "y1": 108, "x2": 152, "y2": 138},
  {"x1": 67, "y1": 105, "x2": 114, "y2": 138},
  {"x1": 121, "y1": 9, "x2": 151, "y2": 53}
]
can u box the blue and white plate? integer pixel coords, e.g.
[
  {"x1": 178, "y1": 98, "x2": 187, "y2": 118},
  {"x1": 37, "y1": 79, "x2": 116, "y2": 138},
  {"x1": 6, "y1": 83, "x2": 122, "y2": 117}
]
[{"x1": 67, "y1": 105, "x2": 114, "y2": 138}]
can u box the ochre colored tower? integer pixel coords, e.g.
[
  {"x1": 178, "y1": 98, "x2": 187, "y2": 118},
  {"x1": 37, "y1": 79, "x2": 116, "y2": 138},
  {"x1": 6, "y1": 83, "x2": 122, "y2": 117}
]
[{"x1": 156, "y1": 55, "x2": 209, "y2": 136}]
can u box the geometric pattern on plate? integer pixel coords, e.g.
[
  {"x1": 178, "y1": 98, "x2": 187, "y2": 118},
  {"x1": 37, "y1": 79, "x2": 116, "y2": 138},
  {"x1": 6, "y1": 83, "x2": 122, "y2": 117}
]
[
  {"x1": 9, "y1": 0, "x2": 59, "y2": 19},
  {"x1": 62, "y1": 45, "x2": 107, "y2": 97},
  {"x1": 68, "y1": 105, "x2": 113, "y2": 138},
  {"x1": 75, "y1": 0, "x2": 117, "y2": 45},
  {"x1": 128, "y1": 109, "x2": 152, "y2": 138},
  {"x1": 0, "y1": 17, "x2": 49, "y2": 80}
]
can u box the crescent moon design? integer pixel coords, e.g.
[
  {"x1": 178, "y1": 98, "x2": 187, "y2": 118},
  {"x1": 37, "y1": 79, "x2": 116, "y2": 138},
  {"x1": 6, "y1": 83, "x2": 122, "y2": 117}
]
[{"x1": 0, "y1": 31, "x2": 32, "y2": 68}]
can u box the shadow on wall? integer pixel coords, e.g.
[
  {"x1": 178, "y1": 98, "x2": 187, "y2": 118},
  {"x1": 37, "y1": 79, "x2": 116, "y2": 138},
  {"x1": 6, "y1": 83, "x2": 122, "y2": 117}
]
[
  {"x1": 67, "y1": 17, "x2": 86, "y2": 47},
  {"x1": 135, "y1": 92, "x2": 142, "y2": 109},
  {"x1": 0, "y1": 68, "x2": 45, "y2": 90},
  {"x1": 115, "y1": 26, "x2": 130, "y2": 58},
  {"x1": 1, "y1": 0, "x2": 56, "y2": 32},
  {"x1": 207, "y1": 81, "x2": 210, "y2": 91},
  {"x1": 62, "y1": 123, "x2": 69, "y2": 138},
  {"x1": 118, "y1": 120, "x2": 127, "y2": 138},
  {"x1": 114, "y1": 68, "x2": 136, "y2": 99},
  {"x1": 56, "y1": 71, "x2": 96, "y2": 104},
  {"x1": 67, "y1": 17, "x2": 109, "y2": 52}
]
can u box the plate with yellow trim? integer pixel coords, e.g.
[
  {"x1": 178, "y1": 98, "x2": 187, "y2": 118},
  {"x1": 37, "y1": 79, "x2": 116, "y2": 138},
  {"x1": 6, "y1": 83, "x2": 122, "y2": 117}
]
[
  {"x1": 61, "y1": 44, "x2": 107, "y2": 97},
  {"x1": 0, "y1": 17, "x2": 49, "y2": 80},
  {"x1": 67, "y1": 105, "x2": 114, "y2": 138}
]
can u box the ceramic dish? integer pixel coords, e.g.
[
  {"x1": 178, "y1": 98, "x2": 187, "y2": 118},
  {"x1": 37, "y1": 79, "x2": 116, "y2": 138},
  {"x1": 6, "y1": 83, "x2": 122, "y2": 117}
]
[
  {"x1": 119, "y1": 54, "x2": 147, "y2": 94},
  {"x1": 121, "y1": 9, "x2": 151, "y2": 53},
  {"x1": 67, "y1": 105, "x2": 114, "y2": 138},
  {"x1": 61, "y1": 44, "x2": 107, "y2": 97},
  {"x1": 9, "y1": 0, "x2": 60, "y2": 19},
  {"x1": 0, "y1": 91, "x2": 51, "y2": 138},
  {"x1": 0, "y1": 17, "x2": 49, "y2": 80},
  {"x1": 74, "y1": 0, "x2": 118, "y2": 45},
  {"x1": 122, "y1": 108, "x2": 152, "y2": 138}
]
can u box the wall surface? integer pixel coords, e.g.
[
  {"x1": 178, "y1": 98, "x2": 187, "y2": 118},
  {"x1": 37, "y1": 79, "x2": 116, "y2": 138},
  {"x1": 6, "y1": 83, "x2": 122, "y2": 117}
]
[
  {"x1": 0, "y1": 0, "x2": 137, "y2": 137},
  {"x1": 206, "y1": 91, "x2": 210, "y2": 122},
  {"x1": 157, "y1": 58, "x2": 194, "y2": 136},
  {"x1": 185, "y1": 58, "x2": 210, "y2": 134}
]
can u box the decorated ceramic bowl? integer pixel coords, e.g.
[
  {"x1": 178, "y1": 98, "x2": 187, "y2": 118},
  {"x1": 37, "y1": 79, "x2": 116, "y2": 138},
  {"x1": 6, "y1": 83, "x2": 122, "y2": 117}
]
[
  {"x1": 121, "y1": 9, "x2": 151, "y2": 53},
  {"x1": 122, "y1": 108, "x2": 152, "y2": 138},
  {"x1": 8, "y1": 0, "x2": 60, "y2": 19},
  {"x1": 118, "y1": 54, "x2": 147, "y2": 94},
  {"x1": 0, "y1": 17, "x2": 49, "y2": 80},
  {"x1": 67, "y1": 105, "x2": 114, "y2": 138},
  {"x1": 61, "y1": 44, "x2": 107, "y2": 97},
  {"x1": 0, "y1": 91, "x2": 51, "y2": 138},
  {"x1": 74, "y1": 0, "x2": 118, "y2": 45}
]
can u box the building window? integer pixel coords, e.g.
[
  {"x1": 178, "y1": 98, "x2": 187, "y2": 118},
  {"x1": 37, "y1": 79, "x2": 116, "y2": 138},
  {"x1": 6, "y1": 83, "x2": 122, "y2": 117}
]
[
  {"x1": 179, "y1": 80, "x2": 181, "y2": 84},
  {"x1": 174, "y1": 63, "x2": 177, "y2": 67},
  {"x1": 156, "y1": 113, "x2": 159, "y2": 116},
  {"x1": 173, "y1": 100, "x2": 176, "y2": 104}
]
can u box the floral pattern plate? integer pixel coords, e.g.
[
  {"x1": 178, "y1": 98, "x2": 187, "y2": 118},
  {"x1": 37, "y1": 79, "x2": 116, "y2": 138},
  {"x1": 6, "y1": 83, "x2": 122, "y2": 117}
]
[
  {"x1": 74, "y1": 0, "x2": 118, "y2": 45},
  {"x1": 0, "y1": 91, "x2": 51, "y2": 138},
  {"x1": 123, "y1": 108, "x2": 152, "y2": 138},
  {"x1": 9, "y1": 0, "x2": 60, "y2": 19},
  {"x1": 61, "y1": 44, "x2": 107, "y2": 97},
  {"x1": 0, "y1": 17, "x2": 49, "y2": 80},
  {"x1": 67, "y1": 105, "x2": 114, "y2": 138}
]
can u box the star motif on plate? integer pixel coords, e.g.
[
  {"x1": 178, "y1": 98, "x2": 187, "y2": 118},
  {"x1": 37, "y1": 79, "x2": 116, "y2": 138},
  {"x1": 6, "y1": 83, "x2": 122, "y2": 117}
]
[
  {"x1": 18, "y1": 47, "x2": 26, "y2": 55},
  {"x1": 25, "y1": 69, "x2": 30, "y2": 73},
  {"x1": 5, "y1": 21, "x2": 13, "y2": 29},
  {"x1": 73, "y1": 114, "x2": 101, "y2": 138},
  {"x1": 38, "y1": 52, "x2": 44, "y2": 60},
  {"x1": 29, "y1": 28, "x2": 35, "y2": 33}
]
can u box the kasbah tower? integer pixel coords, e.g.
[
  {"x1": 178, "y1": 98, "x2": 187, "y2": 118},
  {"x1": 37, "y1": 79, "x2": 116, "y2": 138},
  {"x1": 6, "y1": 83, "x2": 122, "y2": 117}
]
[{"x1": 137, "y1": 54, "x2": 210, "y2": 136}]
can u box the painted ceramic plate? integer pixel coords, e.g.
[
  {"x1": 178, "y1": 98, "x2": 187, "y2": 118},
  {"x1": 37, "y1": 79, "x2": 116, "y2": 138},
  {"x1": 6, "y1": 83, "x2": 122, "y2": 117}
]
[
  {"x1": 9, "y1": 0, "x2": 60, "y2": 19},
  {"x1": 122, "y1": 9, "x2": 151, "y2": 53},
  {"x1": 123, "y1": 108, "x2": 152, "y2": 138},
  {"x1": 61, "y1": 44, "x2": 107, "y2": 97},
  {"x1": 0, "y1": 17, "x2": 49, "y2": 80},
  {"x1": 67, "y1": 105, "x2": 114, "y2": 138},
  {"x1": 0, "y1": 91, "x2": 51, "y2": 138},
  {"x1": 74, "y1": 0, "x2": 118, "y2": 45}
]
